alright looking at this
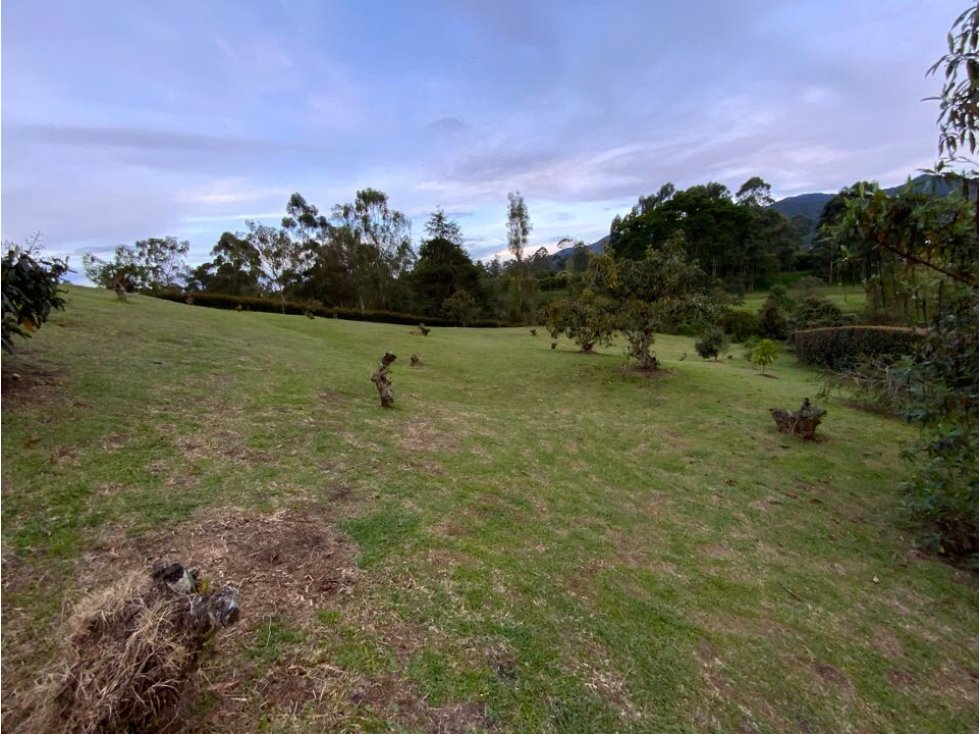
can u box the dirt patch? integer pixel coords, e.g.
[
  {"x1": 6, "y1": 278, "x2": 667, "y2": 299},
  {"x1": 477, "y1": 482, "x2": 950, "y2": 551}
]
[
  {"x1": 871, "y1": 627, "x2": 904, "y2": 659},
  {"x1": 348, "y1": 674, "x2": 494, "y2": 733},
  {"x1": 399, "y1": 418, "x2": 461, "y2": 453},
  {"x1": 813, "y1": 662, "x2": 850, "y2": 687},
  {"x1": 79, "y1": 509, "x2": 357, "y2": 621},
  {"x1": 1, "y1": 363, "x2": 63, "y2": 401}
]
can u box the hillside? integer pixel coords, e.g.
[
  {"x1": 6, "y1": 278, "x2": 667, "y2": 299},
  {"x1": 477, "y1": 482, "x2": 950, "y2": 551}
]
[
  {"x1": 2, "y1": 287, "x2": 977, "y2": 733},
  {"x1": 770, "y1": 173, "x2": 955, "y2": 224}
]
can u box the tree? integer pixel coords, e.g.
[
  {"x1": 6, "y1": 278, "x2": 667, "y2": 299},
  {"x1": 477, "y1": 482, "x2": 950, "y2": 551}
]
[
  {"x1": 736, "y1": 176, "x2": 774, "y2": 207},
  {"x1": 187, "y1": 232, "x2": 262, "y2": 296},
  {"x1": 331, "y1": 189, "x2": 414, "y2": 311},
  {"x1": 245, "y1": 221, "x2": 295, "y2": 312},
  {"x1": 695, "y1": 327, "x2": 728, "y2": 361},
  {"x1": 613, "y1": 232, "x2": 710, "y2": 370},
  {"x1": 410, "y1": 209, "x2": 482, "y2": 316},
  {"x1": 2, "y1": 236, "x2": 69, "y2": 353},
  {"x1": 82, "y1": 236, "x2": 189, "y2": 291},
  {"x1": 751, "y1": 339, "x2": 779, "y2": 374},
  {"x1": 506, "y1": 191, "x2": 532, "y2": 263},
  {"x1": 758, "y1": 295, "x2": 789, "y2": 340}
]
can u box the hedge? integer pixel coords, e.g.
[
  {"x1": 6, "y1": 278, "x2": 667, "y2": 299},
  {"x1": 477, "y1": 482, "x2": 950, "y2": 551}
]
[
  {"x1": 793, "y1": 325, "x2": 921, "y2": 369},
  {"x1": 149, "y1": 291, "x2": 505, "y2": 327}
]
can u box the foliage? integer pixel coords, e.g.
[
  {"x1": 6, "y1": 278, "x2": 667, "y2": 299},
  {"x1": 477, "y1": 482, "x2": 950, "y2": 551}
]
[
  {"x1": 927, "y1": 3, "x2": 979, "y2": 176},
  {"x1": 150, "y1": 291, "x2": 503, "y2": 327},
  {"x1": 506, "y1": 191, "x2": 532, "y2": 263},
  {"x1": 758, "y1": 296, "x2": 789, "y2": 340},
  {"x1": 187, "y1": 232, "x2": 263, "y2": 296},
  {"x1": 717, "y1": 309, "x2": 760, "y2": 342},
  {"x1": 609, "y1": 177, "x2": 801, "y2": 289},
  {"x1": 440, "y1": 288, "x2": 477, "y2": 325},
  {"x1": 2, "y1": 240, "x2": 69, "y2": 353},
  {"x1": 694, "y1": 327, "x2": 728, "y2": 361},
  {"x1": 410, "y1": 210, "x2": 483, "y2": 317},
  {"x1": 83, "y1": 237, "x2": 189, "y2": 292},
  {"x1": 751, "y1": 339, "x2": 780, "y2": 373},
  {"x1": 791, "y1": 296, "x2": 847, "y2": 331},
  {"x1": 793, "y1": 325, "x2": 920, "y2": 369},
  {"x1": 792, "y1": 276, "x2": 825, "y2": 299},
  {"x1": 901, "y1": 294, "x2": 979, "y2": 557}
]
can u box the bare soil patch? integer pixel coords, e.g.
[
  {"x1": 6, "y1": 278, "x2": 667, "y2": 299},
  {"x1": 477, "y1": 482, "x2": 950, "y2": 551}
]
[{"x1": 80, "y1": 509, "x2": 357, "y2": 621}]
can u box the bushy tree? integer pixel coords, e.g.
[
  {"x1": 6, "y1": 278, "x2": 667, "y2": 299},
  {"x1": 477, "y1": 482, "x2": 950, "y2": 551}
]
[
  {"x1": 410, "y1": 209, "x2": 482, "y2": 316},
  {"x1": 758, "y1": 296, "x2": 789, "y2": 339},
  {"x1": 793, "y1": 296, "x2": 846, "y2": 331},
  {"x1": 751, "y1": 339, "x2": 780, "y2": 374},
  {"x1": 2, "y1": 238, "x2": 69, "y2": 353},
  {"x1": 83, "y1": 237, "x2": 189, "y2": 291},
  {"x1": 695, "y1": 327, "x2": 728, "y2": 361},
  {"x1": 187, "y1": 232, "x2": 263, "y2": 296}
]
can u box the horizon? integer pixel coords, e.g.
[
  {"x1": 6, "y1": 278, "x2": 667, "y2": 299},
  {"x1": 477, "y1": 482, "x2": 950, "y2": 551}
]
[{"x1": 1, "y1": 1, "x2": 961, "y2": 272}]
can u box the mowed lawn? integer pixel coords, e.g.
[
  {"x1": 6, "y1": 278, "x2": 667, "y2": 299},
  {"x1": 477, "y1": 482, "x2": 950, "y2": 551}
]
[{"x1": 2, "y1": 286, "x2": 976, "y2": 733}]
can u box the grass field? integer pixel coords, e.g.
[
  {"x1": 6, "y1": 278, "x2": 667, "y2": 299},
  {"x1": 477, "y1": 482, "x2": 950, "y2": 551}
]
[{"x1": 2, "y1": 286, "x2": 976, "y2": 733}]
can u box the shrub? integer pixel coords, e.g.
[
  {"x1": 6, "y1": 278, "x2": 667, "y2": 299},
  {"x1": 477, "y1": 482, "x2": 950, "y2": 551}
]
[
  {"x1": 792, "y1": 296, "x2": 846, "y2": 331},
  {"x1": 149, "y1": 292, "x2": 505, "y2": 328},
  {"x1": 793, "y1": 326, "x2": 920, "y2": 369},
  {"x1": 758, "y1": 296, "x2": 789, "y2": 340},
  {"x1": 695, "y1": 327, "x2": 728, "y2": 360},
  {"x1": 717, "y1": 309, "x2": 760, "y2": 342},
  {"x1": 2, "y1": 244, "x2": 69, "y2": 353},
  {"x1": 792, "y1": 275, "x2": 825, "y2": 300}
]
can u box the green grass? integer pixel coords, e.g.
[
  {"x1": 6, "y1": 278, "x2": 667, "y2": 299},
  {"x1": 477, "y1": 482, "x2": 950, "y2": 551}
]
[{"x1": 2, "y1": 286, "x2": 976, "y2": 733}]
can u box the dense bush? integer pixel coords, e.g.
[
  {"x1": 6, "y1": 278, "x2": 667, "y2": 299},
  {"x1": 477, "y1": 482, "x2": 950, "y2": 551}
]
[
  {"x1": 2, "y1": 245, "x2": 69, "y2": 353},
  {"x1": 791, "y1": 296, "x2": 847, "y2": 331},
  {"x1": 758, "y1": 296, "x2": 790, "y2": 340},
  {"x1": 150, "y1": 291, "x2": 504, "y2": 327},
  {"x1": 794, "y1": 325, "x2": 920, "y2": 369},
  {"x1": 717, "y1": 309, "x2": 760, "y2": 342},
  {"x1": 901, "y1": 296, "x2": 979, "y2": 558},
  {"x1": 694, "y1": 327, "x2": 728, "y2": 360}
]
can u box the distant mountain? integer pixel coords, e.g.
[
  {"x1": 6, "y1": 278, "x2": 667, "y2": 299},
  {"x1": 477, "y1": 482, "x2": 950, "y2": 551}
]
[
  {"x1": 551, "y1": 235, "x2": 608, "y2": 263},
  {"x1": 771, "y1": 174, "x2": 955, "y2": 224}
]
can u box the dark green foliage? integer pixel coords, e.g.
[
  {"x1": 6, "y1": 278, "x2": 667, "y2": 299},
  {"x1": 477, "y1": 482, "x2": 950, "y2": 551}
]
[
  {"x1": 150, "y1": 291, "x2": 503, "y2": 327},
  {"x1": 792, "y1": 296, "x2": 847, "y2": 331},
  {"x1": 409, "y1": 210, "x2": 483, "y2": 317},
  {"x1": 694, "y1": 327, "x2": 728, "y2": 361},
  {"x1": 717, "y1": 310, "x2": 760, "y2": 342},
  {"x1": 758, "y1": 296, "x2": 789, "y2": 340},
  {"x1": 609, "y1": 178, "x2": 802, "y2": 288},
  {"x1": 2, "y1": 243, "x2": 69, "y2": 353},
  {"x1": 794, "y1": 326, "x2": 920, "y2": 369},
  {"x1": 901, "y1": 294, "x2": 979, "y2": 557}
]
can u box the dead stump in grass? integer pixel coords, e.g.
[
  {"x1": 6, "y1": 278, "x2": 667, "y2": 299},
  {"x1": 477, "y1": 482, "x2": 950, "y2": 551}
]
[
  {"x1": 372, "y1": 351, "x2": 397, "y2": 407},
  {"x1": 410, "y1": 354, "x2": 421, "y2": 367},
  {"x1": 32, "y1": 563, "x2": 240, "y2": 734},
  {"x1": 551, "y1": 341, "x2": 557, "y2": 350},
  {"x1": 417, "y1": 323, "x2": 431, "y2": 336},
  {"x1": 770, "y1": 397, "x2": 826, "y2": 441}
]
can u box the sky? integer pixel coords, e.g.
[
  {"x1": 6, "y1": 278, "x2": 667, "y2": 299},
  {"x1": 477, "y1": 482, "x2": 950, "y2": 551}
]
[{"x1": 0, "y1": 0, "x2": 965, "y2": 275}]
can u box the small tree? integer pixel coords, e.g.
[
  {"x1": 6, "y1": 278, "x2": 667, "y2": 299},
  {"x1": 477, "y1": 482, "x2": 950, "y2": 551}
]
[
  {"x1": 758, "y1": 296, "x2": 789, "y2": 339},
  {"x1": 2, "y1": 238, "x2": 70, "y2": 353},
  {"x1": 751, "y1": 339, "x2": 780, "y2": 374},
  {"x1": 695, "y1": 327, "x2": 728, "y2": 361}
]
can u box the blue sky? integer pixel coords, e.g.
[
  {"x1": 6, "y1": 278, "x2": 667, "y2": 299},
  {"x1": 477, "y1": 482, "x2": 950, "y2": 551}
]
[{"x1": 0, "y1": 0, "x2": 963, "y2": 271}]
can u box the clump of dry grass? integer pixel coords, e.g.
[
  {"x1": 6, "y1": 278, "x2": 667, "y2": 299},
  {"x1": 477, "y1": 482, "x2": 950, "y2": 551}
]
[{"x1": 28, "y1": 564, "x2": 239, "y2": 734}]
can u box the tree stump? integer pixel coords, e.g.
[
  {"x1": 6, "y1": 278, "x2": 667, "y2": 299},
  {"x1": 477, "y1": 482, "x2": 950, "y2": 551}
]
[
  {"x1": 551, "y1": 341, "x2": 557, "y2": 350},
  {"x1": 530, "y1": 329, "x2": 537, "y2": 337},
  {"x1": 371, "y1": 352, "x2": 397, "y2": 408},
  {"x1": 410, "y1": 354, "x2": 421, "y2": 367},
  {"x1": 769, "y1": 398, "x2": 826, "y2": 441},
  {"x1": 111, "y1": 273, "x2": 128, "y2": 302},
  {"x1": 417, "y1": 323, "x2": 431, "y2": 336}
]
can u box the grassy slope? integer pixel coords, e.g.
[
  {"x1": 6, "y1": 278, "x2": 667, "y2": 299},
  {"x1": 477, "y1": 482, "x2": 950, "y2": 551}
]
[{"x1": 2, "y1": 287, "x2": 976, "y2": 733}]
